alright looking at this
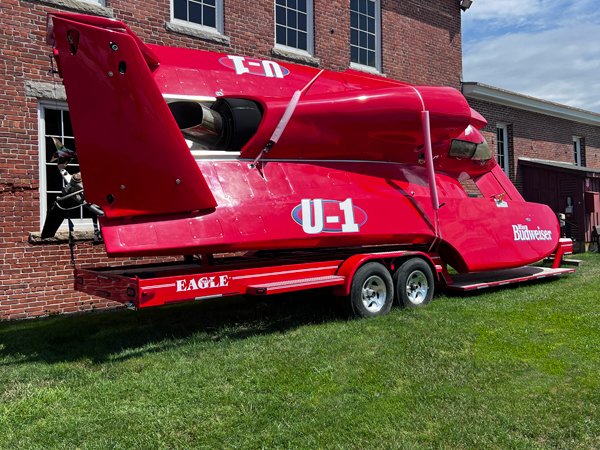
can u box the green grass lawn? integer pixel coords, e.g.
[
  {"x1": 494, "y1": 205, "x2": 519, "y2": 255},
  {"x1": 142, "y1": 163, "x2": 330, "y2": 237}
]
[{"x1": 1, "y1": 254, "x2": 600, "y2": 449}]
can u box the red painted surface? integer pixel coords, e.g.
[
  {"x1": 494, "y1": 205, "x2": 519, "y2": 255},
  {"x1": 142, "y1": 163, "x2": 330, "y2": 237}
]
[
  {"x1": 0, "y1": 0, "x2": 464, "y2": 320},
  {"x1": 46, "y1": 13, "x2": 563, "y2": 276}
]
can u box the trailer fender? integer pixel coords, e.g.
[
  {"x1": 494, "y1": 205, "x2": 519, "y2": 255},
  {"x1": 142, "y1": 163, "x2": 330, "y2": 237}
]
[{"x1": 333, "y1": 251, "x2": 441, "y2": 297}]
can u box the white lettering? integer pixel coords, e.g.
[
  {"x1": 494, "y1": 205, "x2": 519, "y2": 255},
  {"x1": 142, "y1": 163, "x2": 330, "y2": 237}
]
[
  {"x1": 199, "y1": 277, "x2": 209, "y2": 289},
  {"x1": 301, "y1": 198, "x2": 324, "y2": 234},
  {"x1": 176, "y1": 280, "x2": 186, "y2": 292},
  {"x1": 219, "y1": 275, "x2": 229, "y2": 287},
  {"x1": 340, "y1": 198, "x2": 359, "y2": 233},
  {"x1": 512, "y1": 224, "x2": 552, "y2": 242},
  {"x1": 188, "y1": 278, "x2": 198, "y2": 291},
  {"x1": 262, "y1": 60, "x2": 284, "y2": 78},
  {"x1": 513, "y1": 225, "x2": 520, "y2": 241},
  {"x1": 228, "y1": 55, "x2": 250, "y2": 75}
]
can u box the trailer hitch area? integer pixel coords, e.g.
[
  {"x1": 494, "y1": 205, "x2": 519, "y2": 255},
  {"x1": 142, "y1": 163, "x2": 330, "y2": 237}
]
[{"x1": 125, "y1": 302, "x2": 136, "y2": 311}]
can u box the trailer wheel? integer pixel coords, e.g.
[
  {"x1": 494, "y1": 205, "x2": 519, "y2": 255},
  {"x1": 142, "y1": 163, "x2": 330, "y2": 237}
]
[
  {"x1": 394, "y1": 258, "x2": 434, "y2": 308},
  {"x1": 345, "y1": 262, "x2": 394, "y2": 318}
]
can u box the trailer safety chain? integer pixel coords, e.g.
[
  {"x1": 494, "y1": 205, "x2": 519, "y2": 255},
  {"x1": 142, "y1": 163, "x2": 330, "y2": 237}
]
[
  {"x1": 67, "y1": 213, "x2": 75, "y2": 267},
  {"x1": 92, "y1": 215, "x2": 102, "y2": 244}
]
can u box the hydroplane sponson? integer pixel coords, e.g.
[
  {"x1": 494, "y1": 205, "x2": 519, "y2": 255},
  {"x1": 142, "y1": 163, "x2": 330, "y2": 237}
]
[{"x1": 45, "y1": 12, "x2": 564, "y2": 276}]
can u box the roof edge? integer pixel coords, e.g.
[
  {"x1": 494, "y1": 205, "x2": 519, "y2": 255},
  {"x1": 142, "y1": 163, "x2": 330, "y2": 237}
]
[
  {"x1": 462, "y1": 82, "x2": 600, "y2": 127},
  {"x1": 519, "y1": 157, "x2": 600, "y2": 177}
]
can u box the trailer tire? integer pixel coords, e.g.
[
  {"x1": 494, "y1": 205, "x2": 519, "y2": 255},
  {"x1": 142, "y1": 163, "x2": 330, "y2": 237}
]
[
  {"x1": 394, "y1": 258, "x2": 434, "y2": 308},
  {"x1": 345, "y1": 262, "x2": 394, "y2": 318}
]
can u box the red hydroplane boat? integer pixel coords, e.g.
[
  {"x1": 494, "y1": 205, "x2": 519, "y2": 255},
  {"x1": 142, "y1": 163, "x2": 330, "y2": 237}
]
[{"x1": 43, "y1": 14, "x2": 573, "y2": 316}]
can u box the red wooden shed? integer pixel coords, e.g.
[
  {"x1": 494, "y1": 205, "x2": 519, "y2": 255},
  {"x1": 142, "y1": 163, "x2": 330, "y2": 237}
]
[{"x1": 520, "y1": 157, "x2": 600, "y2": 250}]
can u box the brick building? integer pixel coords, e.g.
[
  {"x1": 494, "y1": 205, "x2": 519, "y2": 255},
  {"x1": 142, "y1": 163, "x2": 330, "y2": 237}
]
[{"x1": 0, "y1": 0, "x2": 467, "y2": 319}]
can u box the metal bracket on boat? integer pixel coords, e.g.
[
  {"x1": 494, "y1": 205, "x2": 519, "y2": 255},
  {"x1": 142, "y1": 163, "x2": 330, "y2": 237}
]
[{"x1": 248, "y1": 141, "x2": 274, "y2": 170}]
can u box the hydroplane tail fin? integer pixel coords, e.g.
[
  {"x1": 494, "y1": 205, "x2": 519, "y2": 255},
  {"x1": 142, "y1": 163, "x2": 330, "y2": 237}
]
[{"x1": 47, "y1": 13, "x2": 217, "y2": 219}]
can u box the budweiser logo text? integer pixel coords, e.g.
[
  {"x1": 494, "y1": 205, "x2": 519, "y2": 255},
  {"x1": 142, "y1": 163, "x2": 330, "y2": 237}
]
[{"x1": 512, "y1": 224, "x2": 552, "y2": 241}]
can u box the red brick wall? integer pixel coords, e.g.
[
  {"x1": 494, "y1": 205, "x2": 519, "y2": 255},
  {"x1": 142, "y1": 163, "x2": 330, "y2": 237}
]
[
  {"x1": 466, "y1": 99, "x2": 600, "y2": 194},
  {"x1": 0, "y1": 0, "x2": 462, "y2": 320},
  {"x1": 382, "y1": 0, "x2": 462, "y2": 89}
]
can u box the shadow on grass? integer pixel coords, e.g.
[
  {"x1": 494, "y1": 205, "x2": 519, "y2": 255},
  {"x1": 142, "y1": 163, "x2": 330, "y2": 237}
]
[{"x1": 0, "y1": 289, "x2": 345, "y2": 366}]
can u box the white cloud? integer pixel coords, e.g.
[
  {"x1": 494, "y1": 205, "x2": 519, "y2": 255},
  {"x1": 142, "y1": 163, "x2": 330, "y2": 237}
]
[
  {"x1": 462, "y1": 0, "x2": 600, "y2": 113},
  {"x1": 465, "y1": 0, "x2": 547, "y2": 21}
]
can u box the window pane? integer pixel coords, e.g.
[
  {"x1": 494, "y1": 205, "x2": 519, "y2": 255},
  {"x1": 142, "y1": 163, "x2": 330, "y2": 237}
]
[
  {"x1": 276, "y1": 0, "x2": 285, "y2": 5},
  {"x1": 287, "y1": 28, "x2": 297, "y2": 47},
  {"x1": 298, "y1": 31, "x2": 307, "y2": 50},
  {"x1": 287, "y1": 9, "x2": 296, "y2": 28},
  {"x1": 276, "y1": 5, "x2": 286, "y2": 25},
  {"x1": 45, "y1": 137, "x2": 57, "y2": 163},
  {"x1": 351, "y1": 0, "x2": 358, "y2": 12},
  {"x1": 359, "y1": 0, "x2": 366, "y2": 13},
  {"x1": 351, "y1": 11, "x2": 358, "y2": 28},
  {"x1": 63, "y1": 111, "x2": 73, "y2": 136},
  {"x1": 351, "y1": 28, "x2": 358, "y2": 45},
  {"x1": 367, "y1": 0, "x2": 374, "y2": 16},
  {"x1": 189, "y1": 1, "x2": 202, "y2": 24},
  {"x1": 276, "y1": 25, "x2": 286, "y2": 44},
  {"x1": 351, "y1": 46, "x2": 359, "y2": 63},
  {"x1": 367, "y1": 50, "x2": 376, "y2": 67},
  {"x1": 360, "y1": 48, "x2": 367, "y2": 65},
  {"x1": 45, "y1": 109, "x2": 61, "y2": 136},
  {"x1": 287, "y1": 0, "x2": 296, "y2": 9},
  {"x1": 298, "y1": 0, "x2": 306, "y2": 11},
  {"x1": 359, "y1": 14, "x2": 366, "y2": 31},
  {"x1": 368, "y1": 17, "x2": 375, "y2": 33},
  {"x1": 359, "y1": 31, "x2": 367, "y2": 48},
  {"x1": 368, "y1": 33, "x2": 375, "y2": 50},
  {"x1": 46, "y1": 167, "x2": 63, "y2": 191},
  {"x1": 174, "y1": 0, "x2": 187, "y2": 20},
  {"x1": 204, "y1": 0, "x2": 215, "y2": 5},
  {"x1": 203, "y1": 5, "x2": 216, "y2": 27},
  {"x1": 298, "y1": 12, "x2": 307, "y2": 31}
]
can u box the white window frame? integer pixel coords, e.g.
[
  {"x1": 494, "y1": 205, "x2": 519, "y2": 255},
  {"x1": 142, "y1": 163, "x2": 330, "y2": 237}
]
[
  {"x1": 350, "y1": 0, "x2": 382, "y2": 73},
  {"x1": 496, "y1": 123, "x2": 509, "y2": 176},
  {"x1": 170, "y1": 0, "x2": 224, "y2": 35},
  {"x1": 38, "y1": 100, "x2": 93, "y2": 232},
  {"x1": 274, "y1": 0, "x2": 314, "y2": 57},
  {"x1": 573, "y1": 136, "x2": 582, "y2": 166}
]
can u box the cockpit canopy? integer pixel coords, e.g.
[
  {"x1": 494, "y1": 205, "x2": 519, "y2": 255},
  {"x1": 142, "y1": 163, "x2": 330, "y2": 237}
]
[{"x1": 448, "y1": 137, "x2": 492, "y2": 161}]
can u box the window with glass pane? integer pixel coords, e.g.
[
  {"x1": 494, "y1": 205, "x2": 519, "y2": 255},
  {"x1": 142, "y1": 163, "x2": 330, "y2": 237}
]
[
  {"x1": 573, "y1": 137, "x2": 581, "y2": 166},
  {"x1": 351, "y1": 0, "x2": 378, "y2": 68},
  {"x1": 275, "y1": 0, "x2": 309, "y2": 52},
  {"x1": 42, "y1": 107, "x2": 92, "y2": 221},
  {"x1": 496, "y1": 125, "x2": 508, "y2": 176},
  {"x1": 174, "y1": 0, "x2": 217, "y2": 28}
]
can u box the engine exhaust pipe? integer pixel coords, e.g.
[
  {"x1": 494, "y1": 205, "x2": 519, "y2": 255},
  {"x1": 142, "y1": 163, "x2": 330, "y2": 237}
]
[
  {"x1": 168, "y1": 98, "x2": 263, "y2": 152},
  {"x1": 168, "y1": 101, "x2": 223, "y2": 147}
]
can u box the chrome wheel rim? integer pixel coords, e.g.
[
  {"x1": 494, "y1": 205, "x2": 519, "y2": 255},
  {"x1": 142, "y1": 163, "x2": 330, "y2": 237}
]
[
  {"x1": 406, "y1": 270, "x2": 429, "y2": 305},
  {"x1": 361, "y1": 275, "x2": 387, "y2": 312}
]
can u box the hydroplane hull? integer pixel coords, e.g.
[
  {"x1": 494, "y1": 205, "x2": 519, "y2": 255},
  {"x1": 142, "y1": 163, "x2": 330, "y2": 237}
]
[{"x1": 46, "y1": 13, "x2": 560, "y2": 274}]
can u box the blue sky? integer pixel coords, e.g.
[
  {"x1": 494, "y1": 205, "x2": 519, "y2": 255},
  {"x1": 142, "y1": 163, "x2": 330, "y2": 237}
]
[{"x1": 462, "y1": 0, "x2": 600, "y2": 113}]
